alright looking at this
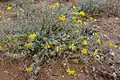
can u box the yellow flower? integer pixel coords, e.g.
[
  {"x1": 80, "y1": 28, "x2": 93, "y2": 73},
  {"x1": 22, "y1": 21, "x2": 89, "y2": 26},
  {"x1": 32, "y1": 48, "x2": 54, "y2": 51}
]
[
  {"x1": 109, "y1": 42, "x2": 114, "y2": 47},
  {"x1": 79, "y1": 11, "x2": 86, "y2": 17},
  {"x1": 83, "y1": 22, "x2": 88, "y2": 26},
  {"x1": 56, "y1": 46, "x2": 62, "y2": 52},
  {"x1": 90, "y1": 17, "x2": 94, "y2": 21},
  {"x1": 28, "y1": 33, "x2": 37, "y2": 39},
  {"x1": 50, "y1": 2, "x2": 59, "y2": 9},
  {"x1": 79, "y1": 36, "x2": 84, "y2": 39},
  {"x1": 81, "y1": 48, "x2": 88, "y2": 54},
  {"x1": 25, "y1": 42, "x2": 33, "y2": 48},
  {"x1": 72, "y1": 6, "x2": 77, "y2": 9},
  {"x1": 25, "y1": 66, "x2": 33, "y2": 72},
  {"x1": 82, "y1": 40, "x2": 88, "y2": 46},
  {"x1": 72, "y1": 16, "x2": 76, "y2": 20},
  {"x1": 58, "y1": 15, "x2": 66, "y2": 21},
  {"x1": 97, "y1": 39, "x2": 101, "y2": 44},
  {"x1": 93, "y1": 49, "x2": 99, "y2": 57},
  {"x1": 50, "y1": 5, "x2": 56, "y2": 9},
  {"x1": 69, "y1": 43, "x2": 76, "y2": 50},
  {"x1": 90, "y1": 17, "x2": 96, "y2": 22},
  {"x1": 72, "y1": 12, "x2": 80, "y2": 15},
  {"x1": 45, "y1": 43, "x2": 51, "y2": 49},
  {"x1": 66, "y1": 67, "x2": 76, "y2": 76},
  {"x1": 93, "y1": 18, "x2": 97, "y2": 22},
  {"x1": 67, "y1": 34, "x2": 70, "y2": 38},
  {"x1": 93, "y1": 33, "x2": 99, "y2": 38},
  {"x1": 74, "y1": 19, "x2": 83, "y2": 23},
  {"x1": 55, "y1": 2, "x2": 59, "y2": 7},
  {"x1": 0, "y1": 46, "x2": 3, "y2": 50},
  {"x1": 7, "y1": 6, "x2": 12, "y2": 10}
]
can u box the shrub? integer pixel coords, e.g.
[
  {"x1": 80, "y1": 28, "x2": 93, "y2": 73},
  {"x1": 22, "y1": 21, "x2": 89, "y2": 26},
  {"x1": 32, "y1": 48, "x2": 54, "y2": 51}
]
[{"x1": 0, "y1": 0, "x2": 104, "y2": 79}]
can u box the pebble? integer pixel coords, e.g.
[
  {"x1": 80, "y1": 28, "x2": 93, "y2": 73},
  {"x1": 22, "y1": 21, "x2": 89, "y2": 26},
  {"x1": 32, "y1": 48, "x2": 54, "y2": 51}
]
[
  {"x1": 113, "y1": 72, "x2": 116, "y2": 77},
  {"x1": 63, "y1": 63, "x2": 67, "y2": 66},
  {"x1": 115, "y1": 17, "x2": 118, "y2": 20},
  {"x1": 61, "y1": 75, "x2": 64, "y2": 78},
  {"x1": 110, "y1": 52, "x2": 115, "y2": 56}
]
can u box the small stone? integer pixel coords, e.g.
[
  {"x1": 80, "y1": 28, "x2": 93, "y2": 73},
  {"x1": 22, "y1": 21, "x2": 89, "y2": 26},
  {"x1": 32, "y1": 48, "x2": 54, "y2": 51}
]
[
  {"x1": 7, "y1": 18, "x2": 11, "y2": 21},
  {"x1": 93, "y1": 67, "x2": 95, "y2": 71},
  {"x1": 113, "y1": 72, "x2": 116, "y2": 77},
  {"x1": 110, "y1": 52, "x2": 115, "y2": 56},
  {"x1": 62, "y1": 75, "x2": 64, "y2": 78},
  {"x1": 111, "y1": 66, "x2": 115, "y2": 69},
  {"x1": 103, "y1": 34, "x2": 107, "y2": 38},
  {"x1": 63, "y1": 63, "x2": 66, "y2": 66},
  {"x1": 116, "y1": 17, "x2": 118, "y2": 20},
  {"x1": 4, "y1": 71, "x2": 9, "y2": 74},
  {"x1": 96, "y1": 55, "x2": 100, "y2": 60},
  {"x1": 34, "y1": 67, "x2": 40, "y2": 74}
]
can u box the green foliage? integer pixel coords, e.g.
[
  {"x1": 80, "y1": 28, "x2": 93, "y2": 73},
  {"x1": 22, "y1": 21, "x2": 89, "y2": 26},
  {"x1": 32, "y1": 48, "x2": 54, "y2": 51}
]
[
  {"x1": 77, "y1": 0, "x2": 106, "y2": 13},
  {"x1": 0, "y1": 0, "x2": 107, "y2": 79}
]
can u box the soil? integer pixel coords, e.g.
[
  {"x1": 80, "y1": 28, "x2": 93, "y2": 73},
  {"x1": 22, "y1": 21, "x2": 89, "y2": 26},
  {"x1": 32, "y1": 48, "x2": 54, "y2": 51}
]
[{"x1": 0, "y1": 0, "x2": 120, "y2": 80}]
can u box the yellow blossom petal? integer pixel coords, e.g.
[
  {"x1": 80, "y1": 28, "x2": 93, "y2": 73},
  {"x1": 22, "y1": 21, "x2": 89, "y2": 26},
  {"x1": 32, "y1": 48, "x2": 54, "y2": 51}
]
[
  {"x1": 90, "y1": 17, "x2": 94, "y2": 21},
  {"x1": 72, "y1": 16, "x2": 76, "y2": 20},
  {"x1": 28, "y1": 33, "x2": 37, "y2": 39},
  {"x1": 50, "y1": 5, "x2": 56, "y2": 9},
  {"x1": 55, "y1": 2, "x2": 59, "y2": 7},
  {"x1": 7, "y1": 6, "x2": 12, "y2": 10},
  {"x1": 58, "y1": 15, "x2": 66, "y2": 21},
  {"x1": 93, "y1": 18, "x2": 97, "y2": 22},
  {"x1": 67, "y1": 35, "x2": 70, "y2": 38},
  {"x1": 0, "y1": 46, "x2": 3, "y2": 50},
  {"x1": 56, "y1": 46, "x2": 62, "y2": 52},
  {"x1": 93, "y1": 33, "x2": 99, "y2": 38},
  {"x1": 69, "y1": 43, "x2": 76, "y2": 50},
  {"x1": 81, "y1": 48, "x2": 88, "y2": 54},
  {"x1": 109, "y1": 42, "x2": 114, "y2": 47},
  {"x1": 79, "y1": 36, "x2": 84, "y2": 39},
  {"x1": 25, "y1": 42, "x2": 33, "y2": 48},
  {"x1": 93, "y1": 49, "x2": 99, "y2": 57},
  {"x1": 72, "y1": 6, "x2": 77, "y2": 9},
  {"x1": 50, "y1": 2, "x2": 59, "y2": 9},
  {"x1": 72, "y1": 12, "x2": 80, "y2": 15},
  {"x1": 97, "y1": 39, "x2": 101, "y2": 44},
  {"x1": 25, "y1": 66, "x2": 33, "y2": 72},
  {"x1": 45, "y1": 43, "x2": 51, "y2": 49},
  {"x1": 66, "y1": 67, "x2": 76, "y2": 76},
  {"x1": 82, "y1": 40, "x2": 88, "y2": 46},
  {"x1": 79, "y1": 11, "x2": 86, "y2": 17},
  {"x1": 74, "y1": 19, "x2": 83, "y2": 23},
  {"x1": 90, "y1": 17, "x2": 96, "y2": 22}
]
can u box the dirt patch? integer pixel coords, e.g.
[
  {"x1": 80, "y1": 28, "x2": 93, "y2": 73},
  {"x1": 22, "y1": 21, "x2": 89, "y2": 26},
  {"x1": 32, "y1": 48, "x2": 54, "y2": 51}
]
[{"x1": 0, "y1": 54, "x2": 32, "y2": 80}]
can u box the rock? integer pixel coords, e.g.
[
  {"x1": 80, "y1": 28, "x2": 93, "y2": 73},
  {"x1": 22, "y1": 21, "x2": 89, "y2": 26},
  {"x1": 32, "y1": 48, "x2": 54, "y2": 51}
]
[{"x1": 110, "y1": 52, "x2": 115, "y2": 56}]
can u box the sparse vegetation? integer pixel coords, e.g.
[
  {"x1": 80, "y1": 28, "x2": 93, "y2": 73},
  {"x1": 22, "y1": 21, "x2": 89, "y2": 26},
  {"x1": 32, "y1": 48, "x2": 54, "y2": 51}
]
[{"x1": 0, "y1": 0, "x2": 120, "y2": 80}]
